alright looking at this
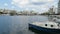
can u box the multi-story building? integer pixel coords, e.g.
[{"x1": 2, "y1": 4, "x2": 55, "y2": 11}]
[
  {"x1": 58, "y1": 0, "x2": 60, "y2": 14},
  {"x1": 48, "y1": 6, "x2": 54, "y2": 14}
]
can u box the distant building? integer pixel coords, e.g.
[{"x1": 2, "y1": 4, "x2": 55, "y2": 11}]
[
  {"x1": 54, "y1": 8, "x2": 58, "y2": 14},
  {"x1": 3, "y1": 9, "x2": 9, "y2": 14},
  {"x1": 58, "y1": 0, "x2": 60, "y2": 14},
  {"x1": 0, "y1": 9, "x2": 3, "y2": 12},
  {"x1": 22, "y1": 10, "x2": 31, "y2": 15},
  {"x1": 0, "y1": 9, "x2": 15, "y2": 14},
  {"x1": 49, "y1": 6, "x2": 54, "y2": 14},
  {"x1": 48, "y1": 6, "x2": 58, "y2": 15}
]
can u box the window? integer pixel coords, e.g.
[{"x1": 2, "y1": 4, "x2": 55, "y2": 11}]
[
  {"x1": 51, "y1": 25, "x2": 53, "y2": 27},
  {"x1": 45, "y1": 24, "x2": 47, "y2": 26}
]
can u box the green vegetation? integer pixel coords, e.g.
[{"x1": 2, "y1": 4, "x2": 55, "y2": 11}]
[
  {"x1": 41, "y1": 12, "x2": 50, "y2": 15},
  {"x1": 41, "y1": 12, "x2": 55, "y2": 15},
  {"x1": 9, "y1": 10, "x2": 17, "y2": 16}
]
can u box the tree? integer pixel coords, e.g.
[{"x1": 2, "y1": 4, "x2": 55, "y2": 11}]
[{"x1": 9, "y1": 10, "x2": 17, "y2": 16}]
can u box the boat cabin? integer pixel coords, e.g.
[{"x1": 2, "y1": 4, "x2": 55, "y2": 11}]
[{"x1": 32, "y1": 21, "x2": 60, "y2": 29}]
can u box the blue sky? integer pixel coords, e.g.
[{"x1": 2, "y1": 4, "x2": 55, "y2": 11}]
[{"x1": 0, "y1": 0, "x2": 58, "y2": 13}]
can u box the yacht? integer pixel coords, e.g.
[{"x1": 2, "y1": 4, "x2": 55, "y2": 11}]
[{"x1": 29, "y1": 16, "x2": 60, "y2": 33}]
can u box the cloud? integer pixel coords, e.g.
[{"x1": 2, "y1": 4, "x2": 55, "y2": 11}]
[
  {"x1": 12, "y1": 0, "x2": 57, "y2": 13},
  {"x1": 12, "y1": 0, "x2": 29, "y2": 7},
  {"x1": 4, "y1": 3, "x2": 8, "y2": 6},
  {"x1": 31, "y1": 0, "x2": 54, "y2": 3}
]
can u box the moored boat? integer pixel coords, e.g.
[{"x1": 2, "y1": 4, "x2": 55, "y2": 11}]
[{"x1": 29, "y1": 21, "x2": 60, "y2": 33}]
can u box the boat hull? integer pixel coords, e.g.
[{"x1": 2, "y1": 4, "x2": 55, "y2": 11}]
[{"x1": 29, "y1": 24, "x2": 60, "y2": 33}]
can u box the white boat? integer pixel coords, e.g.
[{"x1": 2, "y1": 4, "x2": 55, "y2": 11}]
[{"x1": 29, "y1": 21, "x2": 60, "y2": 33}]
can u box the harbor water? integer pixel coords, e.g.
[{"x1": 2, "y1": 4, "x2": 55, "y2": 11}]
[{"x1": 0, "y1": 15, "x2": 58, "y2": 34}]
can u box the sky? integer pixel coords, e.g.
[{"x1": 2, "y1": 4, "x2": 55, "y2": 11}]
[{"x1": 0, "y1": 0, "x2": 58, "y2": 13}]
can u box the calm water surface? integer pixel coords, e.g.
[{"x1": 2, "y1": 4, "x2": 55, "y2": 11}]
[{"x1": 0, "y1": 15, "x2": 56, "y2": 34}]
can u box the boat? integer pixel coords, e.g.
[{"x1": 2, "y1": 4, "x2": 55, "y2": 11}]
[{"x1": 29, "y1": 21, "x2": 60, "y2": 33}]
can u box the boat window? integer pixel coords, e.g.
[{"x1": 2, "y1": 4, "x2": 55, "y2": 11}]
[
  {"x1": 45, "y1": 24, "x2": 47, "y2": 26},
  {"x1": 51, "y1": 25, "x2": 53, "y2": 27},
  {"x1": 58, "y1": 24, "x2": 60, "y2": 26}
]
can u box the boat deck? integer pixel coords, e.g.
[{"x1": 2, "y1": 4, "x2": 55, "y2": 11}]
[{"x1": 29, "y1": 21, "x2": 60, "y2": 29}]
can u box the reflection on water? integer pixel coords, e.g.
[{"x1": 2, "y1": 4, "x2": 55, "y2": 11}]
[{"x1": 0, "y1": 15, "x2": 57, "y2": 34}]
